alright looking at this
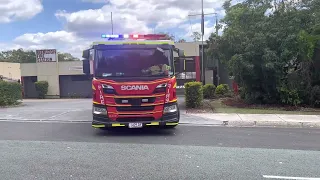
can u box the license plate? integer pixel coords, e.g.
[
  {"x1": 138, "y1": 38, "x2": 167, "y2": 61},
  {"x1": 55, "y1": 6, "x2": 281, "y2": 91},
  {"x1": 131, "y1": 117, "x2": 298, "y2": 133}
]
[{"x1": 128, "y1": 123, "x2": 143, "y2": 128}]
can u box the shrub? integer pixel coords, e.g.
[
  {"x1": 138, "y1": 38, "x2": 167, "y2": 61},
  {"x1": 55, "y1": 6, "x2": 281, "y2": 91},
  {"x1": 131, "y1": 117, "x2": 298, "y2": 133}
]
[
  {"x1": 310, "y1": 85, "x2": 320, "y2": 107},
  {"x1": 203, "y1": 84, "x2": 216, "y2": 99},
  {"x1": 278, "y1": 87, "x2": 301, "y2": 106},
  {"x1": 0, "y1": 81, "x2": 22, "y2": 106},
  {"x1": 35, "y1": 81, "x2": 49, "y2": 99},
  {"x1": 215, "y1": 84, "x2": 230, "y2": 95},
  {"x1": 185, "y1": 81, "x2": 203, "y2": 108}
]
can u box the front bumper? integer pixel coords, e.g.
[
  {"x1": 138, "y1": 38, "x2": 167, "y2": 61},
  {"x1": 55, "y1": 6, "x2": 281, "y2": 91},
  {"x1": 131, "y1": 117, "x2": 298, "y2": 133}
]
[{"x1": 92, "y1": 103, "x2": 180, "y2": 128}]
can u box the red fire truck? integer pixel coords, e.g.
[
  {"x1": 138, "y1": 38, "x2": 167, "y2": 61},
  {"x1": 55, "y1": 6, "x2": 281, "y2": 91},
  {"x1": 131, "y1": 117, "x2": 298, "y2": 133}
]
[{"x1": 82, "y1": 34, "x2": 185, "y2": 129}]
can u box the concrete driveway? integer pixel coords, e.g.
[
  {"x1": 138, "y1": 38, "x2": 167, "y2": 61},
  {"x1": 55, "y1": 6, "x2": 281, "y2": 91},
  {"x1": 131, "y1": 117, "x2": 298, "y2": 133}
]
[
  {"x1": 0, "y1": 98, "x2": 221, "y2": 125},
  {"x1": 0, "y1": 99, "x2": 92, "y2": 122}
]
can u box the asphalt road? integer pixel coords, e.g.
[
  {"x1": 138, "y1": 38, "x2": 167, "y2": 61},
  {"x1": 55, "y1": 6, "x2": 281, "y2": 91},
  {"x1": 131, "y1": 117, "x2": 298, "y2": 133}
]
[{"x1": 1, "y1": 121, "x2": 320, "y2": 180}]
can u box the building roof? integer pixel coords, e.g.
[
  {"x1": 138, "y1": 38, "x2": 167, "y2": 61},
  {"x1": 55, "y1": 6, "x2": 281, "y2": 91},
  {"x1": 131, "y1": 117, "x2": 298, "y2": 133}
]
[{"x1": 175, "y1": 41, "x2": 207, "y2": 46}]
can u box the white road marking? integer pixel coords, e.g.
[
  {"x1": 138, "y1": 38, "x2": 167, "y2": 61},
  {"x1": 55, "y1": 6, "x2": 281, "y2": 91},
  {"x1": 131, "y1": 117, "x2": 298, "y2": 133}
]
[
  {"x1": 0, "y1": 119, "x2": 223, "y2": 126},
  {"x1": 263, "y1": 175, "x2": 320, "y2": 180},
  {"x1": 47, "y1": 111, "x2": 72, "y2": 119}
]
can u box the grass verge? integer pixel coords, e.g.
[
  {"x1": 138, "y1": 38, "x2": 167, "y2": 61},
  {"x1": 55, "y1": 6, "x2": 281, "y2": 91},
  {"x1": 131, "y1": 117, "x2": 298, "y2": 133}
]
[{"x1": 210, "y1": 98, "x2": 320, "y2": 115}]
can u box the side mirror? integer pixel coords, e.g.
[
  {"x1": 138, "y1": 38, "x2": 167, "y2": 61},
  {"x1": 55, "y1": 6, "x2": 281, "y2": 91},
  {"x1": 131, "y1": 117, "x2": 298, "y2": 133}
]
[
  {"x1": 83, "y1": 59, "x2": 90, "y2": 75},
  {"x1": 178, "y1": 49, "x2": 185, "y2": 57},
  {"x1": 82, "y1": 49, "x2": 90, "y2": 59}
]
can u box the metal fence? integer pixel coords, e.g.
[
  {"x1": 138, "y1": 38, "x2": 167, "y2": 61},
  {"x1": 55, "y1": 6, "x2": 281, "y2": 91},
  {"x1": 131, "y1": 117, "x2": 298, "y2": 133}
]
[{"x1": 174, "y1": 57, "x2": 197, "y2": 88}]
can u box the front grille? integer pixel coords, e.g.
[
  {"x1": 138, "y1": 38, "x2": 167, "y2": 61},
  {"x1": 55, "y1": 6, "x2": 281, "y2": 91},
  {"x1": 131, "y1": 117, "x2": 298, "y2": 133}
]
[
  {"x1": 116, "y1": 117, "x2": 155, "y2": 122},
  {"x1": 115, "y1": 97, "x2": 156, "y2": 105},
  {"x1": 116, "y1": 106, "x2": 155, "y2": 111}
]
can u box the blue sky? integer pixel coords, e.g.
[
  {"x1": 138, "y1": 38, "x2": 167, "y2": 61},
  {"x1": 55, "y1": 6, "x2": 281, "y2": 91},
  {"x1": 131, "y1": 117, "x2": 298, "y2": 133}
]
[
  {"x1": 0, "y1": 0, "x2": 102, "y2": 41},
  {"x1": 0, "y1": 0, "x2": 226, "y2": 57}
]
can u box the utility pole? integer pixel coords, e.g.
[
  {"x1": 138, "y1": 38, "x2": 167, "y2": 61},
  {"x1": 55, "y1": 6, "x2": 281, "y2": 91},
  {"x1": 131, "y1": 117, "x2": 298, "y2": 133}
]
[
  {"x1": 201, "y1": 0, "x2": 204, "y2": 84},
  {"x1": 214, "y1": 13, "x2": 220, "y2": 85},
  {"x1": 111, "y1": 12, "x2": 113, "y2": 35},
  {"x1": 215, "y1": 13, "x2": 218, "y2": 35},
  {"x1": 188, "y1": 10, "x2": 218, "y2": 84}
]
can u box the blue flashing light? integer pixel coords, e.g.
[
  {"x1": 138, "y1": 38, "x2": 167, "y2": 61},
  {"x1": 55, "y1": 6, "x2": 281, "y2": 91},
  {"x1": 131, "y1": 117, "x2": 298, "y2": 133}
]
[{"x1": 101, "y1": 34, "x2": 120, "y2": 38}]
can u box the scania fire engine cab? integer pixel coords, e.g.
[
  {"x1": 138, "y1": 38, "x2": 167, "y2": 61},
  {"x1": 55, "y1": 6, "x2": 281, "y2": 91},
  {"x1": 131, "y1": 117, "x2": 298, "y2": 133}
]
[{"x1": 82, "y1": 34, "x2": 185, "y2": 129}]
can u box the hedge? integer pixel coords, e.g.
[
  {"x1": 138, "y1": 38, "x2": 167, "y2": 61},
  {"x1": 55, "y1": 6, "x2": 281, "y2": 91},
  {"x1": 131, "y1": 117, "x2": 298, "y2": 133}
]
[
  {"x1": 0, "y1": 81, "x2": 22, "y2": 106},
  {"x1": 310, "y1": 85, "x2": 320, "y2": 107},
  {"x1": 35, "y1": 81, "x2": 49, "y2": 99},
  {"x1": 203, "y1": 84, "x2": 216, "y2": 99},
  {"x1": 185, "y1": 81, "x2": 203, "y2": 108},
  {"x1": 215, "y1": 84, "x2": 230, "y2": 95}
]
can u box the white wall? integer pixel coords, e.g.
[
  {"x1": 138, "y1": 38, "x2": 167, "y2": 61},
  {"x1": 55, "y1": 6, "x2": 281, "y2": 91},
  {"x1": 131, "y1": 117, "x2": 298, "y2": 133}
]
[
  {"x1": 175, "y1": 42, "x2": 203, "y2": 56},
  {"x1": 0, "y1": 62, "x2": 21, "y2": 80}
]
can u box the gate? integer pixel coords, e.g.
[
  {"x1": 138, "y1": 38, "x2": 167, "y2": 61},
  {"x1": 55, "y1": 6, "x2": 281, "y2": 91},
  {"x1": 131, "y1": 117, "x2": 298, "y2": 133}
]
[{"x1": 174, "y1": 57, "x2": 197, "y2": 94}]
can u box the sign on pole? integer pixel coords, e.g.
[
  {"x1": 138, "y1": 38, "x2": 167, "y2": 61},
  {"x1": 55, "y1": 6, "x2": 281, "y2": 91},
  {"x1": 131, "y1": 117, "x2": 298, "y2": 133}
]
[{"x1": 36, "y1": 49, "x2": 58, "y2": 63}]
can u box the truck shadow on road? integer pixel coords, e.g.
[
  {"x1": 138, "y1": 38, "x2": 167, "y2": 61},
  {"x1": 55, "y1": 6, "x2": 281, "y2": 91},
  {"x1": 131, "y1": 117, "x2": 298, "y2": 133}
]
[{"x1": 94, "y1": 127, "x2": 178, "y2": 137}]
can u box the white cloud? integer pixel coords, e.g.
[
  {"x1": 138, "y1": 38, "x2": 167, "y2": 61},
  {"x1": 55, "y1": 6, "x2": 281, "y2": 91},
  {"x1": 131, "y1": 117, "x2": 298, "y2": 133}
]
[
  {"x1": 82, "y1": 0, "x2": 108, "y2": 3},
  {"x1": 180, "y1": 21, "x2": 214, "y2": 41},
  {"x1": 0, "y1": 0, "x2": 43, "y2": 23},
  {"x1": 14, "y1": 31, "x2": 80, "y2": 45},
  {"x1": 0, "y1": 43, "x2": 23, "y2": 51},
  {"x1": 56, "y1": 0, "x2": 225, "y2": 37},
  {"x1": 55, "y1": 6, "x2": 152, "y2": 37},
  {"x1": 0, "y1": 0, "x2": 229, "y2": 58},
  {"x1": 3, "y1": 31, "x2": 92, "y2": 58}
]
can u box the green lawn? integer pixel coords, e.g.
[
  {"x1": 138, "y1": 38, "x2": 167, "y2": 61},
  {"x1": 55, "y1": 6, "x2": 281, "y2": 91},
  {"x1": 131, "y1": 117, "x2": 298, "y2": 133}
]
[{"x1": 209, "y1": 99, "x2": 320, "y2": 115}]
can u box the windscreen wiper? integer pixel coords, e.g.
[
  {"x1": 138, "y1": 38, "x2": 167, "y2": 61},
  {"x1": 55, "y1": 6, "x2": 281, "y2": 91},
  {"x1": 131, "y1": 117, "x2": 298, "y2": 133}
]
[{"x1": 156, "y1": 47, "x2": 165, "y2": 53}]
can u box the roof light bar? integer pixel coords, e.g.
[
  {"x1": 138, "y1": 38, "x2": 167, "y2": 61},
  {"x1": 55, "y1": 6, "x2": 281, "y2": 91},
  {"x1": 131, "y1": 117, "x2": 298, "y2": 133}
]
[{"x1": 101, "y1": 34, "x2": 169, "y2": 40}]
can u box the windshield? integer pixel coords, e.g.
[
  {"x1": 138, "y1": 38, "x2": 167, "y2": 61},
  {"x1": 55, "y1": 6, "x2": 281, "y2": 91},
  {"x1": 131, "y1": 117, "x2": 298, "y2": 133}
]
[{"x1": 94, "y1": 48, "x2": 173, "y2": 77}]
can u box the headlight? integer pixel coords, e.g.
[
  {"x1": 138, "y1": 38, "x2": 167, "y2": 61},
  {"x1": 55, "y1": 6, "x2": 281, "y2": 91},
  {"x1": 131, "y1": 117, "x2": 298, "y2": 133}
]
[
  {"x1": 156, "y1": 83, "x2": 167, "y2": 88},
  {"x1": 164, "y1": 104, "x2": 177, "y2": 113},
  {"x1": 93, "y1": 107, "x2": 107, "y2": 115},
  {"x1": 102, "y1": 84, "x2": 114, "y2": 89}
]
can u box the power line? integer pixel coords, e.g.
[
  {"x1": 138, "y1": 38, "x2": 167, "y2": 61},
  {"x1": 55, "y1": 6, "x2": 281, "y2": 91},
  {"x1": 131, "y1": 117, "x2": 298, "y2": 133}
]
[
  {"x1": 188, "y1": 9, "x2": 218, "y2": 84},
  {"x1": 187, "y1": 16, "x2": 194, "y2": 39},
  {"x1": 188, "y1": 12, "x2": 218, "y2": 34}
]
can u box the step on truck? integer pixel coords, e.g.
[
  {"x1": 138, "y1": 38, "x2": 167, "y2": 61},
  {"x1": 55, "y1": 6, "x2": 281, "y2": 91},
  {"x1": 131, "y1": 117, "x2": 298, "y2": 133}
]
[{"x1": 82, "y1": 34, "x2": 185, "y2": 129}]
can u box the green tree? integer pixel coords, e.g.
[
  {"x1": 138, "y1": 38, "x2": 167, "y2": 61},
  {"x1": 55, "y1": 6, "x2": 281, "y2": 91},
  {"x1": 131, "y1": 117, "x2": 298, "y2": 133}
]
[
  {"x1": 0, "y1": 49, "x2": 36, "y2": 63},
  {"x1": 58, "y1": 52, "x2": 80, "y2": 61},
  {"x1": 177, "y1": 39, "x2": 186, "y2": 43},
  {"x1": 206, "y1": 0, "x2": 320, "y2": 105},
  {"x1": 192, "y1": 32, "x2": 201, "y2": 41},
  {"x1": 0, "y1": 49, "x2": 79, "y2": 63}
]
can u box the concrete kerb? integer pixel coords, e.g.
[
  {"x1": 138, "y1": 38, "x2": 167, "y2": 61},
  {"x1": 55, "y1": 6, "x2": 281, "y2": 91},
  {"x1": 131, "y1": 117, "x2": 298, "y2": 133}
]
[
  {"x1": 0, "y1": 118, "x2": 91, "y2": 123},
  {"x1": 227, "y1": 122, "x2": 320, "y2": 128},
  {"x1": 5, "y1": 97, "x2": 320, "y2": 128},
  {"x1": 184, "y1": 113, "x2": 320, "y2": 128}
]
